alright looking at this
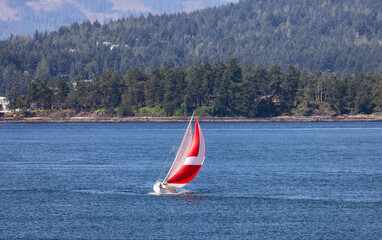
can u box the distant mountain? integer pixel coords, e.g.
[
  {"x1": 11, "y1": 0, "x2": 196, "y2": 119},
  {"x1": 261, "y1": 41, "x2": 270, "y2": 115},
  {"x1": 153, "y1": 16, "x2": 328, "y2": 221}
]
[{"x1": 0, "y1": 0, "x2": 238, "y2": 39}]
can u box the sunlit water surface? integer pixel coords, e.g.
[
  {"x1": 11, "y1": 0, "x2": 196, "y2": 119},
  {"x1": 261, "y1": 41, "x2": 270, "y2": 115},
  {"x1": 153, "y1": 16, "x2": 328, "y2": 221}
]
[{"x1": 1, "y1": 122, "x2": 381, "y2": 239}]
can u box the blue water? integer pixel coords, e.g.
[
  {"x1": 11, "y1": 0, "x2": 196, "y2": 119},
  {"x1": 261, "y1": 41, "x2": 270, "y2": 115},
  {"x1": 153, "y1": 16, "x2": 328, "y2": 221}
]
[{"x1": 0, "y1": 122, "x2": 381, "y2": 239}]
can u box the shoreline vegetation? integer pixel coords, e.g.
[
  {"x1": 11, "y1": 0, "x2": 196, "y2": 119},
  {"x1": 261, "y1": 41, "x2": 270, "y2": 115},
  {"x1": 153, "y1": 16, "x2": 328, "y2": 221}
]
[
  {"x1": 4, "y1": 62, "x2": 382, "y2": 122},
  {"x1": 1, "y1": 110, "x2": 382, "y2": 123}
]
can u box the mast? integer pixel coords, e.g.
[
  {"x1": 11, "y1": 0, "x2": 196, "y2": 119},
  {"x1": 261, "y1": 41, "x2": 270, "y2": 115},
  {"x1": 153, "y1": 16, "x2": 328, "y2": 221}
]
[{"x1": 163, "y1": 112, "x2": 195, "y2": 183}]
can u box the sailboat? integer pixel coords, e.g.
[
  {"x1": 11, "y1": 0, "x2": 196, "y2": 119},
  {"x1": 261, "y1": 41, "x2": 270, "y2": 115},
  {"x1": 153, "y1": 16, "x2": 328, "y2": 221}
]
[{"x1": 153, "y1": 113, "x2": 206, "y2": 194}]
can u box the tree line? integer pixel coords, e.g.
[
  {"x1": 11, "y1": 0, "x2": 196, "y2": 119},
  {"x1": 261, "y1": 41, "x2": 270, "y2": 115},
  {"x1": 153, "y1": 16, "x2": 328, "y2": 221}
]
[
  {"x1": 6, "y1": 59, "x2": 382, "y2": 117},
  {"x1": 2, "y1": 0, "x2": 382, "y2": 96}
]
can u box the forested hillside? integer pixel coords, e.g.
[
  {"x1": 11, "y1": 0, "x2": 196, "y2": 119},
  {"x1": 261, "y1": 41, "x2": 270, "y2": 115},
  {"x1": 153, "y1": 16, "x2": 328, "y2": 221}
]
[{"x1": 1, "y1": 0, "x2": 382, "y2": 107}]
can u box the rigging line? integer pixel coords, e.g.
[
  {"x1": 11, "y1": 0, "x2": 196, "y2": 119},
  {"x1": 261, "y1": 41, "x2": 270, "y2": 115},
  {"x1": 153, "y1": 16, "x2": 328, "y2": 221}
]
[{"x1": 157, "y1": 146, "x2": 178, "y2": 182}]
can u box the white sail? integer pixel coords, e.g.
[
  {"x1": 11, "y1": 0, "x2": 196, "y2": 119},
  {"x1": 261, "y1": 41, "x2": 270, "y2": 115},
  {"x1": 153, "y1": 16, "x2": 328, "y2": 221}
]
[{"x1": 163, "y1": 114, "x2": 194, "y2": 182}]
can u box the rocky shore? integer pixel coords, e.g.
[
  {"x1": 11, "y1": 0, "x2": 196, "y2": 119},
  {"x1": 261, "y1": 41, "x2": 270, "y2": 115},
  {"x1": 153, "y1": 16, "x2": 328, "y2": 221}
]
[{"x1": 1, "y1": 110, "x2": 382, "y2": 123}]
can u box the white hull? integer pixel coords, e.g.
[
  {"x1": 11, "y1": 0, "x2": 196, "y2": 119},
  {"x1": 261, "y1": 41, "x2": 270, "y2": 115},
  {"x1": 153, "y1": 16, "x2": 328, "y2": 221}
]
[{"x1": 153, "y1": 182, "x2": 176, "y2": 194}]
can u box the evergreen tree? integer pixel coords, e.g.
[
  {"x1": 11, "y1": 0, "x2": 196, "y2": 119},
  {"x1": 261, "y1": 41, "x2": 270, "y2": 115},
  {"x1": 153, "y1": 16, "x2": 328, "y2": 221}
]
[
  {"x1": 27, "y1": 79, "x2": 53, "y2": 110},
  {"x1": 186, "y1": 65, "x2": 203, "y2": 108},
  {"x1": 6, "y1": 86, "x2": 20, "y2": 111},
  {"x1": 282, "y1": 65, "x2": 299, "y2": 109},
  {"x1": 145, "y1": 67, "x2": 163, "y2": 107},
  {"x1": 162, "y1": 66, "x2": 186, "y2": 115},
  {"x1": 98, "y1": 68, "x2": 122, "y2": 108},
  {"x1": 212, "y1": 61, "x2": 229, "y2": 116},
  {"x1": 371, "y1": 82, "x2": 382, "y2": 112},
  {"x1": 122, "y1": 67, "x2": 147, "y2": 110},
  {"x1": 354, "y1": 80, "x2": 374, "y2": 114},
  {"x1": 54, "y1": 78, "x2": 70, "y2": 109},
  {"x1": 66, "y1": 77, "x2": 88, "y2": 111}
]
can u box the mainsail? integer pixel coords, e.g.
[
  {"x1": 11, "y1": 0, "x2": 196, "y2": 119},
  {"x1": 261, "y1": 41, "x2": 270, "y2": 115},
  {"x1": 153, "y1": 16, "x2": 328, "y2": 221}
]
[{"x1": 162, "y1": 114, "x2": 206, "y2": 188}]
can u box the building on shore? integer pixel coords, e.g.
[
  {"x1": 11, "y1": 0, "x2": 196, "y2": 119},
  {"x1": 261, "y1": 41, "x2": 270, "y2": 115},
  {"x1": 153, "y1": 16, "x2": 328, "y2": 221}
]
[{"x1": 0, "y1": 97, "x2": 10, "y2": 112}]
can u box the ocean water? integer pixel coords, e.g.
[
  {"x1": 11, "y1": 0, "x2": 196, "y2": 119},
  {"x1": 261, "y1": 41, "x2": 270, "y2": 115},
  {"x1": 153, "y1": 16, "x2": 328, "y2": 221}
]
[{"x1": 0, "y1": 122, "x2": 381, "y2": 239}]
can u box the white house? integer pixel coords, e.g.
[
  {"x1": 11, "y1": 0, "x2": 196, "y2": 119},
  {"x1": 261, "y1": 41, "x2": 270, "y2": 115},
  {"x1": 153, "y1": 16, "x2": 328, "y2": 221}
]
[{"x1": 0, "y1": 97, "x2": 10, "y2": 112}]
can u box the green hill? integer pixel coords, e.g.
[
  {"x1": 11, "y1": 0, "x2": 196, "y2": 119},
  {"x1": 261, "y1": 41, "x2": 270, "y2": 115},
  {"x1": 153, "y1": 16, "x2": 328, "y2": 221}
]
[{"x1": 1, "y1": 0, "x2": 382, "y2": 95}]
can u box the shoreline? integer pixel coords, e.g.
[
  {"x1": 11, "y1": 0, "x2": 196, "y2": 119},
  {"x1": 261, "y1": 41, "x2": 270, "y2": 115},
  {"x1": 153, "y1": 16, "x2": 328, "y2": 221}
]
[{"x1": 1, "y1": 115, "x2": 382, "y2": 123}]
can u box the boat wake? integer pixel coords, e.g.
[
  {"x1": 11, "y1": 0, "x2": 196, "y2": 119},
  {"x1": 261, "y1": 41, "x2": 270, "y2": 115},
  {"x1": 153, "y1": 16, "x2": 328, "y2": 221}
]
[
  {"x1": 148, "y1": 188, "x2": 190, "y2": 195},
  {"x1": 148, "y1": 188, "x2": 207, "y2": 197}
]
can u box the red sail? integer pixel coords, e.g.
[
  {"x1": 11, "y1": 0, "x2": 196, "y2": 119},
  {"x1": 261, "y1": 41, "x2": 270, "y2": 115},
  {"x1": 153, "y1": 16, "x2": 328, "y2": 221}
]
[
  {"x1": 167, "y1": 119, "x2": 206, "y2": 186},
  {"x1": 186, "y1": 119, "x2": 200, "y2": 157}
]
